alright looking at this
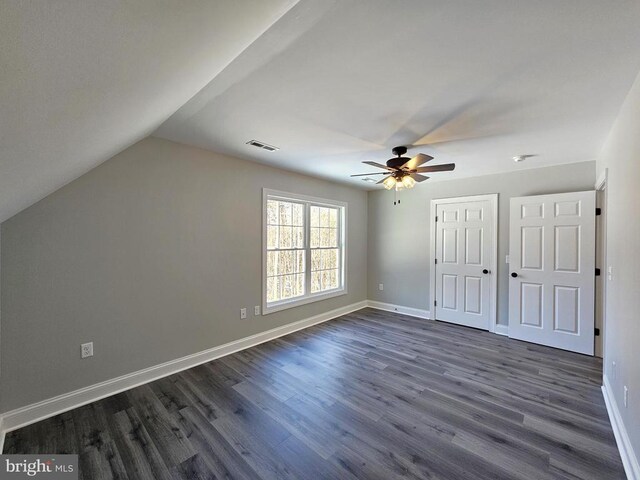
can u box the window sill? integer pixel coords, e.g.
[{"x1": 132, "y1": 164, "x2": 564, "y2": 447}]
[{"x1": 262, "y1": 288, "x2": 347, "y2": 315}]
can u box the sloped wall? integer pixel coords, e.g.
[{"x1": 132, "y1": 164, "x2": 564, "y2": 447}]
[{"x1": 0, "y1": 137, "x2": 367, "y2": 412}]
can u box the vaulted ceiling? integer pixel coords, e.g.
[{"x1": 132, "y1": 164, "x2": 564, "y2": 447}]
[
  {"x1": 2, "y1": 0, "x2": 640, "y2": 222},
  {"x1": 0, "y1": 0, "x2": 299, "y2": 222}
]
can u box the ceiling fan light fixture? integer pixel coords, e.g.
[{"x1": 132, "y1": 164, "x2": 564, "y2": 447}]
[
  {"x1": 382, "y1": 176, "x2": 396, "y2": 190},
  {"x1": 402, "y1": 175, "x2": 416, "y2": 189}
]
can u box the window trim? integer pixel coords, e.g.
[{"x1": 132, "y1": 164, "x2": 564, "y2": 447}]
[{"x1": 262, "y1": 188, "x2": 347, "y2": 315}]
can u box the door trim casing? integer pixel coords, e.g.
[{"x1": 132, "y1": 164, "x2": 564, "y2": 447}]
[
  {"x1": 595, "y1": 169, "x2": 607, "y2": 360},
  {"x1": 429, "y1": 194, "x2": 498, "y2": 332}
]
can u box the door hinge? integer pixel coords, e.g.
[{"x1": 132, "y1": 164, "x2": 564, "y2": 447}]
[
  {"x1": 434, "y1": 300, "x2": 437, "y2": 307},
  {"x1": 595, "y1": 268, "x2": 601, "y2": 276},
  {"x1": 595, "y1": 328, "x2": 600, "y2": 336},
  {"x1": 435, "y1": 216, "x2": 438, "y2": 222},
  {"x1": 434, "y1": 258, "x2": 438, "y2": 265},
  {"x1": 596, "y1": 208, "x2": 602, "y2": 216}
]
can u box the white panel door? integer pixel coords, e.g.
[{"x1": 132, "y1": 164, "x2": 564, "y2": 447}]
[
  {"x1": 435, "y1": 199, "x2": 493, "y2": 330},
  {"x1": 509, "y1": 191, "x2": 596, "y2": 355}
]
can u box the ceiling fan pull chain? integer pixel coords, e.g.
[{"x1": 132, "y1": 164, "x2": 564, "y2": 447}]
[{"x1": 393, "y1": 188, "x2": 401, "y2": 206}]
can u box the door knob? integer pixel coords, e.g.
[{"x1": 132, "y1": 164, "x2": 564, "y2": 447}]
[
  {"x1": 482, "y1": 269, "x2": 489, "y2": 274},
  {"x1": 511, "y1": 272, "x2": 518, "y2": 278}
]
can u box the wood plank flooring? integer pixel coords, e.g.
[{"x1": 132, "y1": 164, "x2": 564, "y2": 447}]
[{"x1": 4, "y1": 308, "x2": 624, "y2": 479}]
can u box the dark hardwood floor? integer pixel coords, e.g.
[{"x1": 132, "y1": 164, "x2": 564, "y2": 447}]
[{"x1": 4, "y1": 308, "x2": 624, "y2": 479}]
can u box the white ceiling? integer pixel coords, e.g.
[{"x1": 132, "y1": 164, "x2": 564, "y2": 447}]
[
  {"x1": 0, "y1": 0, "x2": 299, "y2": 222},
  {"x1": 3, "y1": 1, "x2": 640, "y2": 223},
  {"x1": 155, "y1": 0, "x2": 640, "y2": 188}
]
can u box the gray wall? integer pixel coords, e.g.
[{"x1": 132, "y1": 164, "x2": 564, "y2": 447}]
[
  {"x1": 597, "y1": 71, "x2": 640, "y2": 460},
  {"x1": 0, "y1": 136, "x2": 367, "y2": 412},
  {"x1": 368, "y1": 161, "x2": 596, "y2": 326}
]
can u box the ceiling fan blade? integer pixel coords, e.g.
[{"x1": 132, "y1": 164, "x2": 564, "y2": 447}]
[
  {"x1": 414, "y1": 163, "x2": 455, "y2": 173},
  {"x1": 402, "y1": 153, "x2": 433, "y2": 170},
  {"x1": 376, "y1": 175, "x2": 392, "y2": 184},
  {"x1": 350, "y1": 172, "x2": 390, "y2": 177},
  {"x1": 410, "y1": 173, "x2": 430, "y2": 183},
  {"x1": 363, "y1": 161, "x2": 394, "y2": 171}
]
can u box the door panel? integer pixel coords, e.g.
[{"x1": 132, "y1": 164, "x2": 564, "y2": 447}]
[
  {"x1": 442, "y1": 228, "x2": 458, "y2": 263},
  {"x1": 554, "y1": 286, "x2": 579, "y2": 333},
  {"x1": 464, "y1": 276, "x2": 482, "y2": 313},
  {"x1": 555, "y1": 200, "x2": 580, "y2": 217},
  {"x1": 443, "y1": 209, "x2": 458, "y2": 222},
  {"x1": 465, "y1": 207, "x2": 483, "y2": 221},
  {"x1": 509, "y1": 191, "x2": 595, "y2": 355},
  {"x1": 435, "y1": 198, "x2": 494, "y2": 330},
  {"x1": 465, "y1": 228, "x2": 483, "y2": 265},
  {"x1": 522, "y1": 226, "x2": 543, "y2": 269},
  {"x1": 521, "y1": 202, "x2": 544, "y2": 219},
  {"x1": 554, "y1": 226, "x2": 579, "y2": 272},
  {"x1": 442, "y1": 274, "x2": 457, "y2": 310},
  {"x1": 521, "y1": 283, "x2": 543, "y2": 327}
]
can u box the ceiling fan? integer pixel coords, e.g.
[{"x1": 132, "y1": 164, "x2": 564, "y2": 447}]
[{"x1": 351, "y1": 146, "x2": 455, "y2": 190}]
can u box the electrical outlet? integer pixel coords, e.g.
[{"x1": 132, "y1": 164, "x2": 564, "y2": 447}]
[
  {"x1": 608, "y1": 266, "x2": 613, "y2": 281},
  {"x1": 612, "y1": 361, "x2": 617, "y2": 380},
  {"x1": 254, "y1": 306, "x2": 260, "y2": 316},
  {"x1": 240, "y1": 308, "x2": 247, "y2": 319},
  {"x1": 81, "y1": 342, "x2": 93, "y2": 359},
  {"x1": 379, "y1": 283, "x2": 384, "y2": 291},
  {"x1": 624, "y1": 386, "x2": 628, "y2": 408}
]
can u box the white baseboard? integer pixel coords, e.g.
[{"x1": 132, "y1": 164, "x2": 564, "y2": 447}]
[
  {"x1": 602, "y1": 374, "x2": 639, "y2": 480},
  {"x1": 366, "y1": 301, "x2": 511, "y2": 337},
  {"x1": 0, "y1": 300, "x2": 367, "y2": 447},
  {"x1": 494, "y1": 324, "x2": 509, "y2": 336},
  {"x1": 366, "y1": 300, "x2": 430, "y2": 320}
]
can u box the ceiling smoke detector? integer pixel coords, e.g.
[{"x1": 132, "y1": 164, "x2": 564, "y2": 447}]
[{"x1": 246, "y1": 140, "x2": 279, "y2": 152}]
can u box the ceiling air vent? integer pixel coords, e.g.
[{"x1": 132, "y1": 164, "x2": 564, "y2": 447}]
[{"x1": 246, "y1": 140, "x2": 279, "y2": 152}]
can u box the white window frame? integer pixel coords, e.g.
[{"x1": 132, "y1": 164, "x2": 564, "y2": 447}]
[{"x1": 262, "y1": 189, "x2": 347, "y2": 315}]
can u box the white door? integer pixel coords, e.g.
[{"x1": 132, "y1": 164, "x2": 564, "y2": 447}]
[
  {"x1": 508, "y1": 191, "x2": 596, "y2": 355},
  {"x1": 434, "y1": 197, "x2": 495, "y2": 330}
]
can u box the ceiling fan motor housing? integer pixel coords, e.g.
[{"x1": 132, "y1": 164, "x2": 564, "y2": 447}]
[{"x1": 387, "y1": 145, "x2": 410, "y2": 168}]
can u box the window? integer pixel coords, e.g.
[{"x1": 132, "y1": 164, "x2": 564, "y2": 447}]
[{"x1": 263, "y1": 189, "x2": 346, "y2": 314}]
